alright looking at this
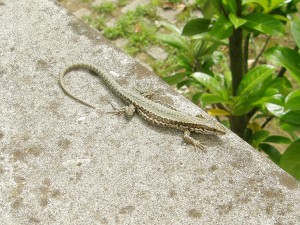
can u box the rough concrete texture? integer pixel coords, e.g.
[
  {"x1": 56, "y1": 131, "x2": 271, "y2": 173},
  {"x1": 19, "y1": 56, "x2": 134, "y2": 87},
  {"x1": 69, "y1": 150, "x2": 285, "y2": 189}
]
[{"x1": 0, "y1": 0, "x2": 299, "y2": 224}]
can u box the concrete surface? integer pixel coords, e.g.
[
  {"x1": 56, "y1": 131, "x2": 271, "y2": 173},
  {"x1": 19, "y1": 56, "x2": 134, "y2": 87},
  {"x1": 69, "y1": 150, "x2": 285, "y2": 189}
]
[{"x1": 0, "y1": 0, "x2": 299, "y2": 224}]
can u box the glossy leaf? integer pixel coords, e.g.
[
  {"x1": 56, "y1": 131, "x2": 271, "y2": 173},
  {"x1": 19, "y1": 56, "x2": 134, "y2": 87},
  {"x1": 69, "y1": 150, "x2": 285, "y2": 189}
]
[
  {"x1": 280, "y1": 139, "x2": 300, "y2": 180},
  {"x1": 242, "y1": 13, "x2": 284, "y2": 36},
  {"x1": 228, "y1": 13, "x2": 247, "y2": 29},
  {"x1": 237, "y1": 65, "x2": 275, "y2": 96},
  {"x1": 264, "y1": 46, "x2": 300, "y2": 84},
  {"x1": 156, "y1": 34, "x2": 189, "y2": 51},
  {"x1": 264, "y1": 135, "x2": 292, "y2": 144},
  {"x1": 209, "y1": 16, "x2": 234, "y2": 40},
  {"x1": 182, "y1": 18, "x2": 211, "y2": 36},
  {"x1": 291, "y1": 17, "x2": 300, "y2": 48},
  {"x1": 200, "y1": 93, "x2": 227, "y2": 107},
  {"x1": 232, "y1": 66, "x2": 275, "y2": 114},
  {"x1": 191, "y1": 72, "x2": 228, "y2": 98},
  {"x1": 265, "y1": 103, "x2": 285, "y2": 116},
  {"x1": 285, "y1": 90, "x2": 300, "y2": 111},
  {"x1": 259, "y1": 143, "x2": 281, "y2": 164}
]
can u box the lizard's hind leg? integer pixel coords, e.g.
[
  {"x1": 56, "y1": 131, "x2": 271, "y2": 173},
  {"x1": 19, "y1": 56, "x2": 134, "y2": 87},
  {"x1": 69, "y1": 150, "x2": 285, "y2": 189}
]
[{"x1": 183, "y1": 130, "x2": 205, "y2": 151}]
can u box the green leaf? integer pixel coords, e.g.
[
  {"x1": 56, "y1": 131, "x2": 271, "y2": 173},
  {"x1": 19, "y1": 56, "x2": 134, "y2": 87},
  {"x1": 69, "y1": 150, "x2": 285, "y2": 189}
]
[
  {"x1": 159, "y1": 21, "x2": 181, "y2": 34},
  {"x1": 291, "y1": 17, "x2": 300, "y2": 49},
  {"x1": 225, "y1": 0, "x2": 237, "y2": 14},
  {"x1": 265, "y1": 103, "x2": 285, "y2": 116},
  {"x1": 270, "y1": 0, "x2": 289, "y2": 11},
  {"x1": 191, "y1": 72, "x2": 228, "y2": 98},
  {"x1": 192, "y1": 92, "x2": 202, "y2": 103},
  {"x1": 163, "y1": 73, "x2": 186, "y2": 85},
  {"x1": 280, "y1": 122, "x2": 300, "y2": 138},
  {"x1": 250, "y1": 130, "x2": 270, "y2": 146},
  {"x1": 176, "y1": 79, "x2": 194, "y2": 89},
  {"x1": 285, "y1": 90, "x2": 300, "y2": 111},
  {"x1": 242, "y1": 13, "x2": 285, "y2": 36},
  {"x1": 280, "y1": 110, "x2": 300, "y2": 126},
  {"x1": 200, "y1": 93, "x2": 227, "y2": 107},
  {"x1": 243, "y1": 0, "x2": 286, "y2": 12},
  {"x1": 280, "y1": 139, "x2": 300, "y2": 180},
  {"x1": 264, "y1": 135, "x2": 292, "y2": 144},
  {"x1": 182, "y1": 18, "x2": 211, "y2": 36},
  {"x1": 156, "y1": 34, "x2": 189, "y2": 51},
  {"x1": 228, "y1": 13, "x2": 247, "y2": 29},
  {"x1": 242, "y1": 0, "x2": 269, "y2": 11},
  {"x1": 209, "y1": 16, "x2": 234, "y2": 40},
  {"x1": 264, "y1": 46, "x2": 300, "y2": 84},
  {"x1": 200, "y1": 0, "x2": 222, "y2": 19},
  {"x1": 259, "y1": 143, "x2": 281, "y2": 164},
  {"x1": 237, "y1": 65, "x2": 275, "y2": 96}
]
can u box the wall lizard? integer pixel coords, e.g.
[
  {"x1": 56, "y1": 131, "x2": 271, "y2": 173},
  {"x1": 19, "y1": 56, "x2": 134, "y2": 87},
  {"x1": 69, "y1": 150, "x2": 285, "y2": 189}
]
[{"x1": 59, "y1": 63, "x2": 226, "y2": 150}]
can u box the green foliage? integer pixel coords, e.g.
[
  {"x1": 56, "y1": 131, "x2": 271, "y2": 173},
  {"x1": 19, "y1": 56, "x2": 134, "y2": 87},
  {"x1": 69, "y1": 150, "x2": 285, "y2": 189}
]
[
  {"x1": 159, "y1": 0, "x2": 300, "y2": 180},
  {"x1": 93, "y1": 2, "x2": 116, "y2": 14},
  {"x1": 280, "y1": 139, "x2": 300, "y2": 180},
  {"x1": 83, "y1": 2, "x2": 159, "y2": 56}
]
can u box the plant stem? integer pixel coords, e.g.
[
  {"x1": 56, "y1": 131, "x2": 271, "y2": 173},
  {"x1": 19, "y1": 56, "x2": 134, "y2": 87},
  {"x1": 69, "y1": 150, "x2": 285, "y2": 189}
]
[
  {"x1": 228, "y1": 0, "x2": 248, "y2": 138},
  {"x1": 261, "y1": 116, "x2": 274, "y2": 129},
  {"x1": 243, "y1": 33, "x2": 250, "y2": 73},
  {"x1": 251, "y1": 35, "x2": 270, "y2": 70}
]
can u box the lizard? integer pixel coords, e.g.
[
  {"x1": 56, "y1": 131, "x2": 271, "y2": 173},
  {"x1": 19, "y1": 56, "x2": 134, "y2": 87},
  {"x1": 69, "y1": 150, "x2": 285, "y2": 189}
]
[{"x1": 59, "y1": 63, "x2": 226, "y2": 150}]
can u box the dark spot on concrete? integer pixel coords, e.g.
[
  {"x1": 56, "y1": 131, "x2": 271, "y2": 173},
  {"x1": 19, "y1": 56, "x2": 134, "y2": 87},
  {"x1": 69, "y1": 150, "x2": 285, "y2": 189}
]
[
  {"x1": 0, "y1": 2, "x2": 5, "y2": 6},
  {"x1": 12, "y1": 150, "x2": 26, "y2": 161},
  {"x1": 12, "y1": 146, "x2": 42, "y2": 161},
  {"x1": 26, "y1": 146, "x2": 42, "y2": 157},
  {"x1": 36, "y1": 59, "x2": 49, "y2": 70},
  {"x1": 0, "y1": 130, "x2": 4, "y2": 139},
  {"x1": 11, "y1": 198, "x2": 23, "y2": 209},
  {"x1": 187, "y1": 209, "x2": 202, "y2": 218},
  {"x1": 10, "y1": 47, "x2": 15, "y2": 51},
  {"x1": 217, "y1": 202, "x2": 233, "y2": 215},
  {"x1": 58, "y1": 138, "x2": 71, "y2": 150},
  {"x1": 168, "y1": 189, "x2": 177, "y2": 198},
  {"x1": 14, "y1": 176, "x2": 26, "y2": 183},
  {"x1": 42, "y1": 178, "x2": 51, "y2": 187},
  {"x1": 0, "y1": 165, "x2": 4, "y2": 174},
  {"x1": 230, "y1": 152, "x2": 252, "y2": 169},
  {"x1": 40, "y1": 197, "x2": 48, "y2": 207},
  {"x1": 28, "y1": 216, "x2": 41, "y2": 224},
  {"x1": 209, "y1": 165, "x2": 219, "y2": 172},
  {"x1": 51, "y1": 189, "x2": 62, "y2": 198},
  {"x1": 261, "y1": 188, "x2": 285, "y2": 201},
  {"x1": 277, "y1": 173, "x2": 298, "y2": 190},
  {"x1": 0, "y1": 68, "x2": 5, "y2": 78},
  {"x1": 119, "y1": 205, "x2": 135, "y2": 214},
  {"x1": 265, "y1": 202, "x2": 275, "y2": 215}
]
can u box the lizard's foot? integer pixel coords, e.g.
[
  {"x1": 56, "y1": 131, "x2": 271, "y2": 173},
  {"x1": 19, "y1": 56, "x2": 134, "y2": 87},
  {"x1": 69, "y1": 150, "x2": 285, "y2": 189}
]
[
  {"x1": 183, "y1": 130, "x2": 205, "y2": 151},
  {"x1": 106, "y1": 101, "x2": 136, "y2": 118},
  {"x1": 195, "y1": 114, "x2": 205, "y2": 118}
]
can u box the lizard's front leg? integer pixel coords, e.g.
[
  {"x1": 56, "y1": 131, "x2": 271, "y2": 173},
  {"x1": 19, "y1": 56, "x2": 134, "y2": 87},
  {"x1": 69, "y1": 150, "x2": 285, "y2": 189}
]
[
  {"x1": 183, "y1": 130, "x2": 205, "y2": 151},
  {"x1": 107, "y1": 102, "x2": 136, "y2": 118}
]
